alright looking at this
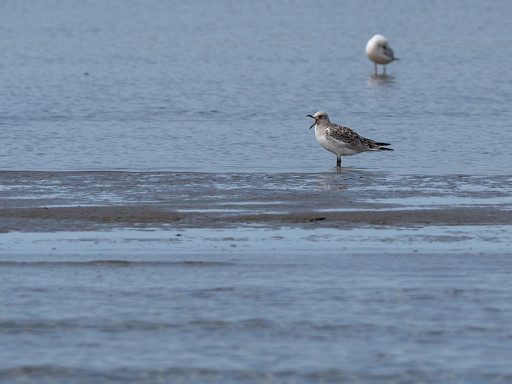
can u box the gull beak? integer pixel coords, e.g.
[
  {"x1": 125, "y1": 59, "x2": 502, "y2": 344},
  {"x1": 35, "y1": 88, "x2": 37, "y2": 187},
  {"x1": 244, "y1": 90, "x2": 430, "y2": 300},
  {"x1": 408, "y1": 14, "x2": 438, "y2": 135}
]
[{"x1": 307, "y1": 114, "x2": 316, "y2": 129}]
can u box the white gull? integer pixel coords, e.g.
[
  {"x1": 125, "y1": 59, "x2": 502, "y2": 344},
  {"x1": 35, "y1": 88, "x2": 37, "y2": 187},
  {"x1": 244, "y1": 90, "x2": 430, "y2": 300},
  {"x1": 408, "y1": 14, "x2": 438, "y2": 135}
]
[{"x1": 365, "y1": 34, "x2": 398, "y2": 75}]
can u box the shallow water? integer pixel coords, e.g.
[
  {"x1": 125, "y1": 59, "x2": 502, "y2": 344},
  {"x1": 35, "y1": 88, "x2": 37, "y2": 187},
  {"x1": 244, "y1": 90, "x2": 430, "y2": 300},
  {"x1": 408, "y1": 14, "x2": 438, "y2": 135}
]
[
  {"x1": 1, "y1": 249, "x2": 511, "y2": 384},
  {"x1": 1, "y1": 1, "x2": 511, "y2": 174},
  {"x1": 2, "y1": 240, "x2": 512, "y2": 384},
  {"x1": 1, "y1": 1, "x2": 512, "y2": 383}
]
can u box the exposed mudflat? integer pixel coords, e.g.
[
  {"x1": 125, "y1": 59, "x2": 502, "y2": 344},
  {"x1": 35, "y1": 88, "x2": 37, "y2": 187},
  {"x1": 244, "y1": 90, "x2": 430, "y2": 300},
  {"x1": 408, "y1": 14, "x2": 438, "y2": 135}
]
[{"x1": 1, "y1": 171, "x2": 511, "y2": 233}]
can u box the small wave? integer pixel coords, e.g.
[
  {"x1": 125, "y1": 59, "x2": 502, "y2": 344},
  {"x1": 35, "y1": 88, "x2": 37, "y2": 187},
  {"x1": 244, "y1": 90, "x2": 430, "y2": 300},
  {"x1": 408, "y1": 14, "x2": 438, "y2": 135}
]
[
  {"x1": 2, "y1": 366, "x2": 510, "y2": 384},
  {"x1": 0, "y1": 260, "x2": 234, "y2": 267}
]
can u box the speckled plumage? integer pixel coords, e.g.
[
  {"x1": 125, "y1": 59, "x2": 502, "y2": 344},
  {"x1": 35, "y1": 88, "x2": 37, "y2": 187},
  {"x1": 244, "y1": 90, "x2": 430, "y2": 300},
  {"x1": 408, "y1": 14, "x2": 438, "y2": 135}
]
[{"x1": 307, "y1": 111, "x2": 393, "y2": 167}]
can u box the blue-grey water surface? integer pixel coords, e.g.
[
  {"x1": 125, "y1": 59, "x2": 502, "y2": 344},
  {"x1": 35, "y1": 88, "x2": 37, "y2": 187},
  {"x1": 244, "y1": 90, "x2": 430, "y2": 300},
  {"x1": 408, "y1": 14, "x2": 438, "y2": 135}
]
[
  {"x1": 1, "y1": 1, "x2": 512, "y2": 383},
  {"x1": 1, "y1": 0, "x2": 511, "y2": 173}
]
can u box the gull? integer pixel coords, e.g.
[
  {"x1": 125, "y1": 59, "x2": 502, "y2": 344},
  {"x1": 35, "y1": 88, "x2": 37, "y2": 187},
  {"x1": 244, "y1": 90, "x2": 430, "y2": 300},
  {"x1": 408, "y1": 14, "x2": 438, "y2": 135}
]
[
  {"x1": 365, "y1": 34, "x2": 398, "y2": 75},
  {"x1": 307, "y1": 111, "x2": 393, "y2": 168}
]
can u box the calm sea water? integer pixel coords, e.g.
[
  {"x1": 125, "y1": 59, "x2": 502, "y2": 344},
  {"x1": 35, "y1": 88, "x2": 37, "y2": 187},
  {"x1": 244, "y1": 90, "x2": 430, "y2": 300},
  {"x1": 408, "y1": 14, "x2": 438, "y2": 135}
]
[
  {"x1": 1, "y1": 1, "x2": 512, "y2": 383},
  {"x1": 1, "y1": 0, "x2": 511, "y2": 173}
]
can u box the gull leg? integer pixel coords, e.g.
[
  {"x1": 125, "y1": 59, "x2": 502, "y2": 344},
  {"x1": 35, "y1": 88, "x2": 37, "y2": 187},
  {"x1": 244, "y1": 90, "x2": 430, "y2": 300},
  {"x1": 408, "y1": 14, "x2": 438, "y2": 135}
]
[
  {"x1": 374, "y1": 62, "x2": 378, "y2": 76},
  {"x1": 336, "y1": 156, "x2": 341, "y2": 168},
  {"x1": 383, "y1": 64, "x2": 386, "y2": 75}
]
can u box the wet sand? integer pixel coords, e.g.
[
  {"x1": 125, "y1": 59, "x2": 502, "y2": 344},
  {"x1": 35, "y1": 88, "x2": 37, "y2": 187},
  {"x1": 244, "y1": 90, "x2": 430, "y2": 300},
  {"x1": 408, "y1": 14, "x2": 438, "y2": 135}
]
[
  {"x1": 1, "y1": 171, "x2": 511, "y2": 258},
  {"x1": 1, "y1": 205, "x2": 511, "y2": 233},
  {"x1": 1, "y1": 171, "x2": 511, "y2": 233}
]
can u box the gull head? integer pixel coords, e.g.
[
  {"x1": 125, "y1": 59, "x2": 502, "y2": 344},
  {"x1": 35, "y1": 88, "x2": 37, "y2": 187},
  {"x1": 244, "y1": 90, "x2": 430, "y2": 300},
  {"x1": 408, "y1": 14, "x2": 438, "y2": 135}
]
[
  {"x1": 366, "y1": 34, "x2": 396, "y2": 64},
  {"x1": 307, "y1": 111, "x2": 329, "y2": 129}
]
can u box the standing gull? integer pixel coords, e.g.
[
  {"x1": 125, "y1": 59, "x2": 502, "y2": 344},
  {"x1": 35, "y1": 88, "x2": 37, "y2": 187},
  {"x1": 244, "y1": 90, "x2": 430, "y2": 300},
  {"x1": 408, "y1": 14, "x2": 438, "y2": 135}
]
[
  {"x1": 365, "y1": 34, "x2": 398, "y2": 75},
  {"x1": 307, "y1": 111, "x2": 393, "y2": 168}
]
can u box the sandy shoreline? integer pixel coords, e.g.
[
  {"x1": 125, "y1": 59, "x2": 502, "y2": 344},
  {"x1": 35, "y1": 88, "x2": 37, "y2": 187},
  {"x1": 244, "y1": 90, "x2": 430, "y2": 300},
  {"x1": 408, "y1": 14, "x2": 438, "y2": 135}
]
[
  {"x1": 1, "y1": 171, "x2": 511, "y2": 236},
  {"x1": 1, "y1": 205, "x2": 511, "y2": 233}
]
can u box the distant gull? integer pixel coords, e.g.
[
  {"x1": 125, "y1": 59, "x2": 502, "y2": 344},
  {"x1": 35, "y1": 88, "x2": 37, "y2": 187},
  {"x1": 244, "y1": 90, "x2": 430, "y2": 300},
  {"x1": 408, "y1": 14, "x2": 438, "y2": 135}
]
[
  {"x1": 365, "y1": 34, "x2": 398, "y2": 75},
  {"x1": 307, "y1": 111, "x2": 393, "y2": 168}
]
